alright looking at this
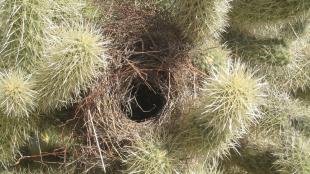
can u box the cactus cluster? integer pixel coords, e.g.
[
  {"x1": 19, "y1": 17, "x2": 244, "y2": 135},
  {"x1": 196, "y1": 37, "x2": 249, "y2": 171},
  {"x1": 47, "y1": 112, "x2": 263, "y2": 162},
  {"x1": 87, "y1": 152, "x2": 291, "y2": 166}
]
[{"x1": 0, "y1": 0, "x2": 310, "y2": 173}]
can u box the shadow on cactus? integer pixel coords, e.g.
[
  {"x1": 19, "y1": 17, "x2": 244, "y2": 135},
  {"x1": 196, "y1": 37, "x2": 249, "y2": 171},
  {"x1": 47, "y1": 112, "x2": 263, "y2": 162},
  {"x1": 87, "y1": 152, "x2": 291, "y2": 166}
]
[
  {"x1": 1, "y1": 107, "x2": 82, "y2": 173},
  {"x1": 227, "y1": 134, "x2": 280, "y2": 174},
  {"x1": 27, "y1": 125, "x2": 75, "y2": 156},
  {"x1": 261, "y1": 38, "x2": 310, "y2": 93},
  {"x1": 230, "y1": 0, "x2": 310, "y2": 38},
  {"x1": 224, "y1": 29, "x2": 292, "y2": 66},
  {"x1": 225, "y1": 28, "x2": 310, "y2": 93}
]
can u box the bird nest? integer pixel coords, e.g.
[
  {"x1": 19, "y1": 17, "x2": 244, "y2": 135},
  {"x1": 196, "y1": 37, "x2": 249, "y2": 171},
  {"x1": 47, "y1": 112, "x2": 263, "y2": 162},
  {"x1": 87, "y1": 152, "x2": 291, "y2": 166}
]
[{"x1": 71, "y1": 1, "x2": 205, "y2": 172}]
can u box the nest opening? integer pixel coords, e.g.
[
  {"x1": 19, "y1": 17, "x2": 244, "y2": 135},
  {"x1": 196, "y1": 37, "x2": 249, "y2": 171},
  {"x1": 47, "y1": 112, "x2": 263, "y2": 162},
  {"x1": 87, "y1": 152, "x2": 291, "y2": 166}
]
[{"x1": 125, "y1": 82, "x2": 166, "y2": 122}]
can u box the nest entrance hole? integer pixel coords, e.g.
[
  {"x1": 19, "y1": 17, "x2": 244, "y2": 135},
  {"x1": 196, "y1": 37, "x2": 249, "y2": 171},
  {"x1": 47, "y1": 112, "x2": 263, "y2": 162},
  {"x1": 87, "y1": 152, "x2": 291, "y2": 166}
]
[{"x1": 126, "y1": 82, "x2": 166, "y2": 122}]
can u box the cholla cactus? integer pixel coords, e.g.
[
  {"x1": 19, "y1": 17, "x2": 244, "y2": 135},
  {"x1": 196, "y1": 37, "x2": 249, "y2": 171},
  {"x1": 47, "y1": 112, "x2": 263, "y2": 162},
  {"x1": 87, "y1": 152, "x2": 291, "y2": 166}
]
[
  {"x1": 223, "y1": 165, "x2": 248, "y2": 174},
  {"x1": 0, "y1": 114, "x2": 37, "y2": 166},
  {"x1": 186, "y1": 159, "x2": 223, "y2": 174},
  {"x1": 226, "y1": 28, "x2": 310, "y2": 92},
  {"x1": 0, "y1": 70, "x2": 37, "y2": 118},
  {"x1": 191, "y1": 39, "x2": 230, "y2": 72},
  {"x1": 51, "y1": 0, "x2": 86, "y2": 23},
  {"x1": 258, "y1": 91, "x2": 310, "y2": 137},
  {"x1": 1, "y1": 0, "x2": 310, "y2": 173},
  {"x1": 293, "y1": 114, "x2": 310, "y2": 138},
  {"x1": 197, "y1": 61, "x2": 264, "y2": 158},
  {"x1": 0, "y1": 134, "x2": 17, "y2": 166},
  {"x1": 35, "y1": 23, "x2": 108, "y2": 112},
  {"x1": 172, "y1": 61, "x2": 265, "y2": 161},
  {"x1": 225, "y1": 30, "x2": 292, "y2": 66},
  {"x1": 28, "y1": 124, "x2": 74, "y2": 155},
  {"x1": 0, "y1": 0, "x2": 50, "y2": 70},
  {"x1": 172, "y1": 112, "x2": 241, "y2": 161},
  {"x1": 173, "y1": 0, "x2": 232, "y2": 42},
  {"x1": 123, "y1": 134, "x2": 178, "y2": 174},
  {"x1": 230, "y1": 0, "x2": 310, "y2": 38},
  {"x1": 225, "y1": 130, "x2": 281, "y2": 174},
  {"x1": 199, "y1": 61, "x2": 265, "y2": 137},
  {"x1": 2, "y1": 167, "x2": 74, "y2": 174},
  {"x1": 39, "y1": 126, "x2": 73, "y2": 150},
  {"x1": 274, "y1": 133, "x2": 310, "y2": 174},
  {"x1": 263, "y1": 38, "x2": 310, "y2": 93}
]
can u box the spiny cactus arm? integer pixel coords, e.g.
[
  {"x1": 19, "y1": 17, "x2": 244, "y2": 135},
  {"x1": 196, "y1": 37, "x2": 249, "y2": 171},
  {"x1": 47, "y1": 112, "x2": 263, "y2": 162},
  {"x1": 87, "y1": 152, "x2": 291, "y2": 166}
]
[
  {"x1": 35, "y1": 22, "x2": 108, "y2": 112},
  {"x1": 227, "y1": 135, "x2": 280, "y2": 174},
  {"x1": 198, "y1": 61, "x2": 265, "y2": 158},
  {"x1": 172, "y1": 61, "x2": 265, "y2": 161},
  {"x1": 0, "y1": 0, "x2": 51, "y2": 70},
  {"x1": 43, "y1": 0, "x2": 95, "y2": 25},
  {"x1": 257, "y1": 90, "x2": 310, "y2": 137},
  {"x1": 51, "y1": 0, "x2": 86, "y2": 24},
  {"x1": 0, "y1": 114, "x2": 38, "y2": 166},
  {"x1": 258, "y1": 100, "x2": 291, "y2": 137},
  {"x1": 274, "y1": 133, "x2": 310, "y2": 174},
  {"x1": 82, "y1": 0, "x2": 101, "y2": 20},
  {"x1": 1, "y1": 166, "x2": 75, "y2": 174},
  {"x1": 292, "y1": 115, "x2": 310, "y2": 138},
  {"x1": 229, "y1": 0, "x2": 310, "y2": 38},
  {"x1": 0, "y1": 137, "x2": 17, "y2": 167},
  {"x1": 170, "y1": 115, "x2": 234, "y2": 160},
  {"x1": 123, "y1": 133, "x2": 179, "y2": 174},
  {"x1": 186, "y1": 159, "x2": 223, "y2": 174},
  {"x1": 222, "y1": 165, "x2": 249, "y2": 174},
  {"x1": 28, "y1": 125, "x2": 75, "y2": 155},
  {"x1": 263, "y1": 38, "x2": 310, "y2": 93},
  {"x1": 230, "y1": 89, "x2": 310, "y2": 174},
  {"x1": 0, "y1": 70, "x2": 37, "y2": 118},
  {"x1": 191, "y1": 39, "x2": 230, "y2": 72},
  {"x1": 226, "y1": 29, "x2": 310, "y2": 93},
  {"x1": 173, "y1": 0, "x2": 232, "y2": 42},
  {"x1": 200, "y1": 61, "x2": 265, "y2": 135}
]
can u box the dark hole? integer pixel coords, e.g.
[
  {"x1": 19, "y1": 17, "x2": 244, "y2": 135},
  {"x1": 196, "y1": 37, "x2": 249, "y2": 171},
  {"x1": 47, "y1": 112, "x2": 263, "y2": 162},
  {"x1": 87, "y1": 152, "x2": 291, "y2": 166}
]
[{"x1": 126, "y1": 83, "x2": 166, "y2": 122}]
